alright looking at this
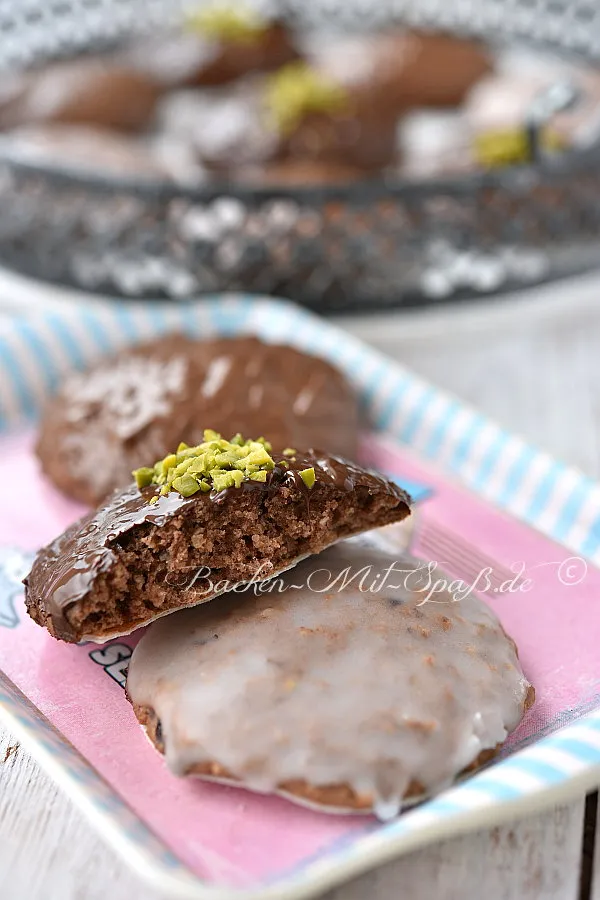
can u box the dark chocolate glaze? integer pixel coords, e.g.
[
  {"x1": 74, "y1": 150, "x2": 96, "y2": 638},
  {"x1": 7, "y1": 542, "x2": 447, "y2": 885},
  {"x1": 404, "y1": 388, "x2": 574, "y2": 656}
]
[
  {"x1": 23, "y1": 485, "x2": 192, "y2": 641},
  {"x1": 305, "y1": 32, "x2": 491, "y2": 116},
  {"x1": 24, "y1": 449, "x2": 411, "y2": 642},
  {"x1": 36, "y1": 335, "x2": 361, "y2": 506},
  {"x1": 209, "y1": 450, "x2": 375, "y2": 505},
  {"x1": 260, "y1": 32, "x2": 491, "y2": 174}
]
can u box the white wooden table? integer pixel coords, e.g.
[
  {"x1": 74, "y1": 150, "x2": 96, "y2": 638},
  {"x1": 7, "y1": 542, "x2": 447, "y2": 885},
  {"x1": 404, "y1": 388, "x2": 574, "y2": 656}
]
[{"x1": 1, "y1": 270, "x2": 599, "y2": 900}]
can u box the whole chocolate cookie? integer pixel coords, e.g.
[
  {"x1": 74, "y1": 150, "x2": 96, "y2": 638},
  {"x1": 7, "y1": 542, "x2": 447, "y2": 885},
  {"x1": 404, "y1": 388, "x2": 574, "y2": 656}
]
[
  {"x1": 36, "y1": 335, "x2": 360, "y2": 506},
  {"x1": 0, "y1": 58, "x2": 160, "y2": 132},
  {"x1": 25, "y1": 437, "x2": 411, "y2": 643},
  {"x1": 127, "y1": 535, "x2": 533, "y2": 817},
  {"x1": 265, "y1": 61, "x2": 400, "y2": 172},
  {"x1": 308, "y1": 31, "x2": 491, "y2": 114}
]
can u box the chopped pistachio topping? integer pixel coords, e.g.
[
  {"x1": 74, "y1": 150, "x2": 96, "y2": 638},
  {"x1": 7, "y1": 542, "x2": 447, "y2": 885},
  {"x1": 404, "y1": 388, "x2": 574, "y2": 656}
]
[
  {"x1": 282, "y1": 448, "x2": 297, "y2": 457},
  {"x1": 132, "y1": 430, "x2": 276, "y2": 499},
  {"x1": 265, "y1": 62, "x2": 349, "y2": 135},
  {"x1": 133, "y1": 466, "x2": 154, "y2": 489},
  {"x1": 473, "y1": 127, "x2": 563, "y2": 168},
  {"x1": 250, "y1": 470, "x2": 268, "y2": 482},
  {"x1": 299, "y1": 467, "x2": 316, "y2": 489},
  {"x1": 186, "y1": 3, "x2": 267, "y2": 42}
]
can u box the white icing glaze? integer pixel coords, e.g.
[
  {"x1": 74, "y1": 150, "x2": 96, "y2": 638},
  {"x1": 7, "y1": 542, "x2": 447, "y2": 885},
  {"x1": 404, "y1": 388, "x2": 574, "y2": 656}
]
[
  {"x1": 200, "y1": 355, "x2": 233, "y2": 399},
  {"x1": 123, "y1": 33, "x2": 220, "y2": 88},
  {"x1": 127, "y1": 536, "x2": 532, "y2": 818},
  {"x1": 65, "y1": 355, "x2": 186, "y2": 440},
  {"x1": 303, "y1": 33, "x2": 414, "y2": 91},
  {"x1": 157, "y1": 83, "x2": 278, "y2": 166}
]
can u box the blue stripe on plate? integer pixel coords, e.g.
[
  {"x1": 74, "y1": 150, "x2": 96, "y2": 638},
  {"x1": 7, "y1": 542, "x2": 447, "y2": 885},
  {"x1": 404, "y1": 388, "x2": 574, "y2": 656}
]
[
  {"x1": 579, "y1": 516, "x2": 600, "y2": 560},
  {"x1": 375, "y1": 375, "x2": 413, "y2": 432},
  {"x1": 110, "y1": 305, "x2": 141, "y2": 345},
  {"x1": 455, "y1": 777, "x2": 530, "y2": 801},
  {"x1": 550, "y1": 737, "x2": 600, "y2": 763},
  {"x1": 449, "y1": 413, "x2": 487, "y2": 471},
  {"x1": 552, "y1": 480, "x2": 590, "y2": 542},
  {"x1": 13, "y1": 319, "x2": 59, "y2": 394},
  {"x1": 496, "y1": 445, "x2": 538, "y2": 507},
  {"x1": 0, "y1": 335, "x2": 36, "y2": 419},
  {"x1": 394, "y1": 385, "x2": 438, "y2": 444},
  {"x1": 525, "y1": 462, "x2": 563, "y2": 523},
  {"x1": 143, "y1": 304, "x2": 169, "y2": 339},
  {"x1": 422, "y1": 398, "x2": 463, "y2": 460},
  {"x1": 471, "y1": 431, "x2": 510, "y2": 494},
  {"x1": 208, "y1": 296, "x2": 252, "y2": 336},
  {"x1": 360, "y1": 359, "x2": 393, "y2": 406},
  {"x1": 45, "y1": 314, "x2": 87, "y2": 370},
  {"x1": 506, "y1": 757, "x2": 574, "y2": 783},
  {"x1": 76, "y1": 309, "x2": 116, "y2": 355}
]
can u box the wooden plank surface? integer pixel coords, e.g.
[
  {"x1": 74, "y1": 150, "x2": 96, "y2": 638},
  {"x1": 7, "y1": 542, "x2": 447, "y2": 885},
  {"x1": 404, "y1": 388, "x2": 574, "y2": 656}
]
[
  {"x1": 0, "y1": 729, "x2": 165, "y2": 900},
  {"x1": 324, "y1": 802, "x2": 586, "y2": 900},
  {"x1": 2, "y1": 272, "x2": 600, "y2": 899}
]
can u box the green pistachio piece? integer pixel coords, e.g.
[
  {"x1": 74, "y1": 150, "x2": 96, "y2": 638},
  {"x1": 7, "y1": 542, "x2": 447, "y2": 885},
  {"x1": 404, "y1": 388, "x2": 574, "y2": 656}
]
[
  {"x1": 474, "y1": 128, "x2": 563, "y2": 168},
  {"x1": 231, "y1": 469, "x2": 245, "y2": 488},
  {"x1": 176, "y1": 446, "x2": 200, "y2": 463},
  {"x1": 159, "y1": 453, "x2": 177, "y2": 476},
  {"x1": 247, "y1": 448, "x2": 275, "y2": 468},
  {"x1": 186, "y1": 4, "x2": 267, "y2": 43},
  {"x1": 173, "y1": 458, "x2": 195, "y2": 478},
  {"x1": 172, "y1": 474, "x2": 202, "y2": 497},
  {"x1": 136, "y1": 430, "x2": 278, "y2": 498},
  {"x1": 212, "y1": 471, "x2": 235, "y2": 492},
  {"x1": 299, "y1": 467, "x2": 316, "y2": 489},
  {"x1": 250, "y1": 470, "x2": 268, "y2": 483},
  {"x1": 215, "y1": 450, "x2": 243, "y2": 468},
  {"x1": 266, "y1": 62, "x2": 349, "y2": 136},
  {"x1": 203, "y1": 453, "x2": 217, "y2": 472},
  {"x1": 283, "y1": 448, "x2": 297, "y2": 457},
  {"x1": 187, "y1": 457, "x2": 208, "y2": 475},
  {"x1": 133, "y1": 466, "x2": 154, "y2": 488}
]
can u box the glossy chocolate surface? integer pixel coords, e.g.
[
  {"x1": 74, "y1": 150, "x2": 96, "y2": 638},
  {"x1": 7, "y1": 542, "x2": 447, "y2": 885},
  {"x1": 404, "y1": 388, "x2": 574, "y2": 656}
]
[
  {"x1": 36, "y1": 335, "x2": 361, "y2": 505},
  {"x1": 25, "y1": 449, "x2": 410, "y2": 641}
]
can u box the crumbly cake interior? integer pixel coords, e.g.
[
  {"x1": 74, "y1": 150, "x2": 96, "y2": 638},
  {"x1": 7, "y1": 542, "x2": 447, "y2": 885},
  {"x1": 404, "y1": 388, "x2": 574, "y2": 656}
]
[{"x1": 63, "y1": 481, "x2": 404, "y2": 639}]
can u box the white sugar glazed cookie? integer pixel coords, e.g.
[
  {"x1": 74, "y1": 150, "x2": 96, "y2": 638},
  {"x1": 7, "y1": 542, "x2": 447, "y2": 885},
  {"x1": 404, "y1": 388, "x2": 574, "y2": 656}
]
[{"x1": 127, "y1": 535, "x2": 533, "y2": 819}]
